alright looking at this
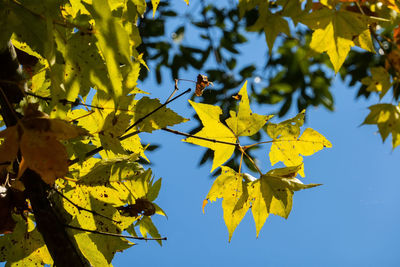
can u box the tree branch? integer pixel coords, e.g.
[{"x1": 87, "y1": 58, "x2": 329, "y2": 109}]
[
  {"x1": 0, "y1": 41, "x2": 91, "y2": 267},
  {"x1": 65, "y1": 224, "x2": 167, "y2": 241}
]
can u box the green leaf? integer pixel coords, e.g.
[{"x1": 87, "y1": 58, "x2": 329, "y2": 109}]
[
  {"x1": 85, "y1": 1, "x2": 135, "y2": 104},
  {"x1": 139, "y1": 216, "x2": 162, "y2": 245},
  {"x1": 132, "y1": 0, "x2": 147, "y2": 16},
  {"x1": 184, "y1": 101, "x2": 236, "y2": 172},
  {"x1": 266, "y1": 110, "x2": 305, "y2": 140},
  {"x1": 132, "y1": 97, "x2": 188, "y2": 133},
  {"x1": 247, "y1": 2, "x2": 290, "y2": 54},
  {"x1": 238, "y1": 0, "x2": 263, "y2": 17},
  {"x1": 361, "y1": 67, "x2": 392, "y2": 98},
  {"x1": 76, "y1": 155, "x2": 143, "y2": 185},
  {"x1": 363, "y1": 103, "x2": 400, "y2": 148},
  {"x1": 0, "y1": 215, "x2": 53, "y2": 266},
  {"x1": 226, "y1": 81, "x2": 273, "y2": 137},
  {"x1": 99, "y1": 112, "x2": 132, "y2": 154},
  {"x1": 147, "y1": 178, "x2": 162, "y2": 202},
  {"x1": 61, "y1": 32, "x2": 111, "y2": 99}
]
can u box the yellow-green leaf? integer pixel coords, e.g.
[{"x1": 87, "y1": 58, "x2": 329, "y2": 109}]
[
  {"x1": 363, "y1": 103, "x2": 400, "y2": 148},
  {"x1": 249, "y1": 165, "x2": 320, "y2": 237},
  {"x1": 204, "y1": 166, "x2": 250, "y2": 241},
  {"x1": 0, "y1": 215, "x2": 53, "y2": 266},
  {"x1": 300, "y1": 8, "x2": 372, "y2": 73},
  {"x1": 132, "y1": 97, "x2": 188, "y2": 133},
  {"x1": 266, "y1": 111, "x2": 331, "y2": 176},
  {"x1": 184, "y1": 101, "x2": 236, "y2": 172},
  {"x1": 270, "y1": 127, "x2": 332, "y2": 176},
  {"x1": 139, "y1": 216, "x2": 162, "y2": 246},
  {"x1": 361, "y1": 67, "x2": 392, "y2": 98},
  {"x1": 226, "y1": 81, "x2": 273, "y2": 137}
]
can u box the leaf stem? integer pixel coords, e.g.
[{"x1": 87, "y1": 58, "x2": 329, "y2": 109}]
[
  {"x1": 238, "y1": 151, "x2": 243, "y2": 174},
  {"x1": 242, "y1": 140, "x2": 273, "y2": 149},
  {"x1": 162, "y1": 127, "x2": 239, "y2": 146},
  {"x1": 239, "y1": 146, "x2": 263, "y2": 176},
  {"x1": 65, "y1": 224, "x2": 167, "y2": 241},
  {"x1": 164, "y1": 79, "x2": 180, "y2": 103}
]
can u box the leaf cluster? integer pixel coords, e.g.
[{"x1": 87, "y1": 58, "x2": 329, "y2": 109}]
[
  {"x1": 136, "y1": 0, "x2": 400, "y2": 152},
  {"x1": 0, "y1": 0, "x2": 337, "y2": 266}
]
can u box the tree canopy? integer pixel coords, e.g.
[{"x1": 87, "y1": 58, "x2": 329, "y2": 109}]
[{"x1": 0, "y1": 0, "x2": 398, "y2": 266}]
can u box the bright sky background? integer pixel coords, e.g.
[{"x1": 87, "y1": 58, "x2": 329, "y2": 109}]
[{"x1": 112, "y1": 1, "x2": 400, "y2": 266}]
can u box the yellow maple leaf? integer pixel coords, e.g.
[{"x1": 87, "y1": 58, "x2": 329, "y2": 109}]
[
  {"x1": 203, "y1": 165, "x2": 320, "y2": 239},
  {"x1": 250, "y1": 165, "x2": 320, "y2": 237},
  {"x1": 266, "y1": 111, "x2": 332, "y2": 176},
  {"x1": 185, "y1": 82, "x2": 270, "y2": 172},
  {"x1": 203, "y1": 166, "x2": 250, "y2": 241},
  {"x1": 184, "y1": 101, "x2": 236, "y2": 172},
  {"x1": 300, "y1": 7, "x2": 373, "y2": 73}
]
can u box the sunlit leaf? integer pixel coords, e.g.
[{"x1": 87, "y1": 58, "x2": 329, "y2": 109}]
[
  {"x1": 132, "y1": 97, "x2": 188, "y2": 133},
  {"x1": 267, "y1": 111, "x2": 332, "y2": 176},
  {"x1": 226, "y1": 81, "x2": 272, "y2": 137},
  {"x1": 300, "y1": 7, "x2": 373, "y2": 72},
  {"x1": 203, "y1": 166, "x2": 250, "y2": 241},
  {"x1": 184, "y1": 101, "x2": 236, "y2": 172}
]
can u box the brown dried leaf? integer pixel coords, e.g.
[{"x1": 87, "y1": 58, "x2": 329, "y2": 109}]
[
  {"x1": 19, "y1": 131, "x2": 69, "y2": 185},
  {"x1": 195, "y1": 74, "x2": 213, "y2": 96}
]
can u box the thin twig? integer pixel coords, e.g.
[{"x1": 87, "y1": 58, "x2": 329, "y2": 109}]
[
  {"x1": 68, "y1": 130, "x2": 140, "y2": 166},
  {"x1": 70, "y1": 87, "x2": 190, "y2": 166},
  {"x1": 51, "y1": 187, "x2": 121, "y2": 224},
  {"x1": 355, "y1": 1, "x2": 400, "y2": 78},
  {"x1": 0, "y1": 87, "x2": 20, "y2": 123},
  {"x1": 162, "y1": 127, "x2": 239, "y2": 146},
  {"x1": 124, "y1": 88, "x2": 191, "y2": 133},
  {"x1": 165, "y1": 79, "x2": 180, "y2": 103},
  {"x1": 65, "y1": 224, "x2": 167, "y2": 241},
  {"x1": 238, "y1": 151, "x2": 243, "y2": 174}
]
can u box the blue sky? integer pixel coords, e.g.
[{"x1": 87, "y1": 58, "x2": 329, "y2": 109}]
[{"x1": 111, "y1": 2, "x2": 400, "y2": 263}]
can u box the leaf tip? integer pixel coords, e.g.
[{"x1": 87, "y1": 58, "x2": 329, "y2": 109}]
[{"x1": 202, "y1": 199, "x2": 208, "y2": 214}]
